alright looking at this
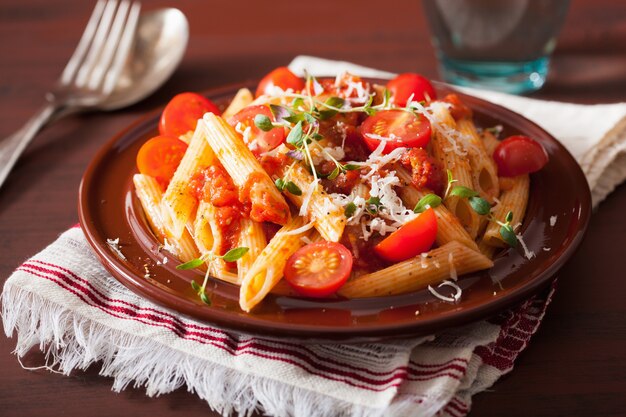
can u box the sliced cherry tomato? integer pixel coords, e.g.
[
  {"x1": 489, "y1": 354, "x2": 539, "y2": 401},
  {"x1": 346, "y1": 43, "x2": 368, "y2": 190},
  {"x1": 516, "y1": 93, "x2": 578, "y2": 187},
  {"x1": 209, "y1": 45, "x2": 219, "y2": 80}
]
[
  {"x1": 136, "y1": 136, "x2": 188, "y2": 186},
  {"x1": 159, "y1": 92, "x2": 220, "y2": 138},
  {"x1": 386, "y1": 73, "x2": 437, "y2": 107},
  {"x1": 284, "y1": 241, "x2": 353, "y2": 298},
  {"x1": 256, "y1": 67, "x2": 305, "y2": 97},
  {"x1": 360, "y1": 109, "x2": 432, "y2": 154},
  {"x1": 375, "y1": 208, "x2": 437, "y2": 262},
  {"x1": 228, "y1": 105, "x2": 285, "y2": 157},
  {"x1": 493, "y1": 135, "x2": 549, "y2": 177}
]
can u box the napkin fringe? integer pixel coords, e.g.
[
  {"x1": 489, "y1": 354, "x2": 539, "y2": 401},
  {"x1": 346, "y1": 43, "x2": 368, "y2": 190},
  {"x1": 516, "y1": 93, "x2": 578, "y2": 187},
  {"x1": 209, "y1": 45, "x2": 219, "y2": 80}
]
[{"x1": 2, "y1": 280, "x2": 441, "y2": 417}]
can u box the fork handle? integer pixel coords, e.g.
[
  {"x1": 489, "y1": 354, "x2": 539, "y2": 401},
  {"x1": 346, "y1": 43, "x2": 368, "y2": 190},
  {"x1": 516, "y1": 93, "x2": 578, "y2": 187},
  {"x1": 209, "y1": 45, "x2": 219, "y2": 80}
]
[{"x1": 0, "y1": 102, "x2": 61, "y2": 190}]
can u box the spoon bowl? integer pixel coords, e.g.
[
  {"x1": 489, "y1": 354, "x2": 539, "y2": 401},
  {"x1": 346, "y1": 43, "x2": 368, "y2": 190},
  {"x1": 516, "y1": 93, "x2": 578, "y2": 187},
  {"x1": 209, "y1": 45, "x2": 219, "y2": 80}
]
[{"x1": 100, "y1": 8, "x2": 189, "y2": 110}]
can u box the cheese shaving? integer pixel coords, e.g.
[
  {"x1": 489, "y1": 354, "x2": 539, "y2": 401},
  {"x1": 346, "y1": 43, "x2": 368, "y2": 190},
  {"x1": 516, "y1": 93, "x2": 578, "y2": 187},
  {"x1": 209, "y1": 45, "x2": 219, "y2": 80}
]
[
  {"x1": 428, "y1": 280, "x2": 462, "y2": 303},
  {"x1": 299, "y1": 179, "x2": 319, "y2": 217},
  {"x1": 282, "y1": 221, "x2": 315, "y2": 236},
  {"x1": 106, "y1": 238, "x2": 126, "y2": 260},
  {"x1": 550, "y1": 215, "x2": 557, "y2": 227},
  {"x1": 448, "y1": 252, "x2": 457, "y2": 281},
  {"x1": 516, "y1": 233, "x2": 536, "y2": 260}
]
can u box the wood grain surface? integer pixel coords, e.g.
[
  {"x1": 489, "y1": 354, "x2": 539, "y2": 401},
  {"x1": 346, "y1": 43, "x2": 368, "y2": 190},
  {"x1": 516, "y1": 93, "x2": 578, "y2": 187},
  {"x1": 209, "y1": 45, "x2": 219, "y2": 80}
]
[{"x1": 1, "y1": 1, "x2": 625, "y2": 416}]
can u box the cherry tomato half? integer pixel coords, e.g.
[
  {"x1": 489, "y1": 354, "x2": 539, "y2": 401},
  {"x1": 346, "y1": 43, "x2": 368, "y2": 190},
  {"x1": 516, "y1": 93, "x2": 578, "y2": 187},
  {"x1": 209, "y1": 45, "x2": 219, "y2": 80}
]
[
  {"x1": 228, "y1": 105, "x2": 285, "y2": 157},
  {"x1": 386, "y1": 73, "x2": 437, "y2": 107},
  {"x1": 375, "y1": 208, "x2": 437, "y2": 262},
  {"x1": 493, "y1": 135, "x2": 549, "y2": 177},
  {"x1": 136, "y1": 136, "x2": 188, "y2": 187},
  {"x1": 284, "y1": 241, "x2": 353, "y2": 298},
  {"x1": 360, "y1": 109, "x2": 432, "y2": 154},
  {"x1": 256, "y1": 67, "x2": 305, "y2": 97},
  {"x1": 159, "y1": 92, "x2": 220, "y2": 138}
]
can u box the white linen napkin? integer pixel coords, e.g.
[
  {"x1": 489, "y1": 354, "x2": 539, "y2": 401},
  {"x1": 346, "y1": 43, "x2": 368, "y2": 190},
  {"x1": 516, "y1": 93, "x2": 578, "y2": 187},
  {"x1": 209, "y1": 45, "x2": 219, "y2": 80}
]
[{"x1": 2, "y1": 56, "x2": 625, "y2": 417}]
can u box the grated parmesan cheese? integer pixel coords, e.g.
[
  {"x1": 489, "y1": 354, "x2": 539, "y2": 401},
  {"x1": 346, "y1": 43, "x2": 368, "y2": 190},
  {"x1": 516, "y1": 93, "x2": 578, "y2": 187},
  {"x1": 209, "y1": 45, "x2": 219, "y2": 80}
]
[
  {"x1": 106, "y1": 238, "x2": 126, "y2": 260},
  {"x1": 428, "y1": 280, "x2": 462, "y2": 303},
  {"x1": 299, "y1": 179, "x2": 319, "y2": 218},
  {"x1": 235, "y1": 122, "x2": 252, "y2": 145},
  {"x1": 516, "y1": 233, "x2": 536, "y2": 260},
  {"x1": 550, "y1": 215, "x2": 557, "y2": 227},
  {"x1": 282, "y1": 221, "x2": 316, "y2": 236}
]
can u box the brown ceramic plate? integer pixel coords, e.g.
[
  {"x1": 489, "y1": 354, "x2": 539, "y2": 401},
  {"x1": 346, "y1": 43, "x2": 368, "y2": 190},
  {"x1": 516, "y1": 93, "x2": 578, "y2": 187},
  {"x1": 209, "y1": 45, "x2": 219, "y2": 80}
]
[{"x1": 78, "y1": 80, "x2": 591, "y2": 342}]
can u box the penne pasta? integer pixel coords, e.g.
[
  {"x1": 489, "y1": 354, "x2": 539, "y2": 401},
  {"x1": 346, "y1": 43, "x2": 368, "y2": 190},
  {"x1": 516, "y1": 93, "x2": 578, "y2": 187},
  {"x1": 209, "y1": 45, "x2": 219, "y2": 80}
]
[
  {"x1": 133, "y1": 174, "x2": 200, "y2": 262},
  {"x1": 481, "y1": 130, "x2": 500, "y2": 156},
  {"x1": 239, "y1": 216, "x2": 309, "y2": 312},
  {"x1": 202, "y1": 113, "x2": 290, "y2": 225},
  {"x1": 482, "y1": 174, "x2": 530, "y2": 247},
  {"x1": 456, "y1": 118, "x2": 500, "y2": 202},
  {"x1": 429, "y1": 104, "x2": 481, "y2": 238},
  {"x1": 222, "y1": 87, "x2": 254, "y2": 120},
  {"x1": 339, "y1": 241, "x2": 493, "y2": 298},
  {"x1": 237, "y1": 216, "x2": 266, "y2": 283},
  {"x1": 277, "y1": 161, "x2": 347, "y2": 242},
  {"x1": 162, "y1": 122, "x2": 217, "y2": 239}
]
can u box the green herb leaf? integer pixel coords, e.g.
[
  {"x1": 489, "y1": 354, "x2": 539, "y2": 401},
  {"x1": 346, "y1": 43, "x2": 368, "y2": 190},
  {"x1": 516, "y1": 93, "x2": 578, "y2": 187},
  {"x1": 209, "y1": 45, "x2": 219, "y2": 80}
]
[
  {"x1": 450, "y1": 186, "x2": 479, "y2": 198},
  {"x1": 199, "y1": 292, "x2": 211, "y2": 305},
  {"x1": 344, "y1": 202, "x2": 357, "y2": 217},
  {"x1": 365, "y1": 196, "x2": 382, "y2": 213},
  {"x1": 328, "y1": 166, "x2": 340, "y2": 180},
  {"x1": 343, "y1": 164, "x2": 360, "y2": 171},
  {"x1": 286, "y1": 121, "x2": 304, "y2": 146},
  {"x1": 275, "y1": 178, "x2": 286, "y2": 191},
  {"x1": 317, "y1": 110, "x2": 338, "y2": 120},
  {"x1": 383, "y1": 88, "x2": 391, "y2": 107},
  {"x1": 292, "y1": 97, "x2": 304, "y2": 109},
  {"x1": 446, "y1": 169, "x2": 455, "y2": 184},
  {"x1": 311, "y1": 132, "x2": 324, "y2": 141},
  {"x1": 269, "y1": 104, "x2": 293, "y2": 122},
  {"x1": 469, "y1": 196, "x2": 491, "y2": 215},
  {"x1": 254, "y1": 114, "x2": 274, "y2": 132},
  {"x1": 190, "y1": 280, "x2": 201, "y2": 292},
  {"x1": 414, "y1": 194, "x2": 442, "y2": 213},
  {"x1": 499, "y1": 224, "x2": 518, "y2": 248},
  {"x1": 285, "y1": 181, "x2": 302, "y2": 196},
  {"x1": 284, "y1": 113, "x2": 305, "y2": 124},
  {"x1": 303, "y1": 113, "x2": 317, "y2": 124},
  {"x1": 325, "y1": 96, "x2": 345, "y2": 109},
  {"x1": 176, "y1": 258, "x2": 204, "y2": 270},
  {"x1": 221, "y1": 247, "x2": 249, "y2": 262},
  {"x1": 505, "y1": 211, "x2": 514, "y2": 223}
]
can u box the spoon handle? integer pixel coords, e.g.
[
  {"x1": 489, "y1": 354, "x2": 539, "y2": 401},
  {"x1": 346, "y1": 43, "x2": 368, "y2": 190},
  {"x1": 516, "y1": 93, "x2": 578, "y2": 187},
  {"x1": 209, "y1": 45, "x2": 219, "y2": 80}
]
[{"x1": 0, "y1": 103, "x2": 60, "y2": 190}]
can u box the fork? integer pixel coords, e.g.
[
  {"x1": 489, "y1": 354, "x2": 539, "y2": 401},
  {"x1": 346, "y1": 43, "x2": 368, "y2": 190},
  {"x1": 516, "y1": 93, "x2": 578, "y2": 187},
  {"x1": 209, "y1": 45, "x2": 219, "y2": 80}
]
[{"x1": 0, "y1": 0, "x2": 141, "y2": 190}]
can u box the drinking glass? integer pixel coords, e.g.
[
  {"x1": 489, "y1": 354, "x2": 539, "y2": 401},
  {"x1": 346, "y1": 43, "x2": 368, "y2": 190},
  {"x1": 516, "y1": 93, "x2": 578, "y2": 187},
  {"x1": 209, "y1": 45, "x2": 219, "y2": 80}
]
[{"x1": 422, "y1": 0, "x2": 569, "y2": 94}]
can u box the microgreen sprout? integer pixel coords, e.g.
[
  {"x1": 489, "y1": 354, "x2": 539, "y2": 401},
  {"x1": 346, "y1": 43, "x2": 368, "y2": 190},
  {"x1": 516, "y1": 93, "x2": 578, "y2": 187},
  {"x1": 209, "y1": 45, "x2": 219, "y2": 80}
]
[{"x1": 176, "y1": 247, "x2": 249, "y2": 305}]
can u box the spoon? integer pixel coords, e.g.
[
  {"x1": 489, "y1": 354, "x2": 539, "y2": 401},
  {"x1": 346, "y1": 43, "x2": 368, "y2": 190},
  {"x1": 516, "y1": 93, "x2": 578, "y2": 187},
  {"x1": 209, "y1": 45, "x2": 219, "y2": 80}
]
[
  {"x1": 0, "y1": 7, "x2": 189, "y2": 189},
  {"x1": 100, "y1": 8, "x2": 189, "y2": 110}
]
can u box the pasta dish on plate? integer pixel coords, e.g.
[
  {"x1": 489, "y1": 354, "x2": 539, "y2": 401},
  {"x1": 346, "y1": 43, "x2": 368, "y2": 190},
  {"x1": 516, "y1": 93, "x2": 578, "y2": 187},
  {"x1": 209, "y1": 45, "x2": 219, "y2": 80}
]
[{"x1": 132, "y1": 68, "x2": 549, "y2": 312}]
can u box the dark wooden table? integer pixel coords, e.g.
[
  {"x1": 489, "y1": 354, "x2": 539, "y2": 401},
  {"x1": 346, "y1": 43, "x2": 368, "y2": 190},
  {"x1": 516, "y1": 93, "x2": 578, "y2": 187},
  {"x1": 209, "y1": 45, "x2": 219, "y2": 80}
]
[{"x1": 1, "y1": 1, "x2": 625, "y2": 416}]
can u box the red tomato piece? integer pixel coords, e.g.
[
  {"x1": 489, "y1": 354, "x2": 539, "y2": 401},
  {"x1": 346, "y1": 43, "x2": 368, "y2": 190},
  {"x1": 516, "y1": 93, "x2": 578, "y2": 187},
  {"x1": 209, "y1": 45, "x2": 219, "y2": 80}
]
[
  {"x1": 136, "y1": 136, "x2": 188, "y2": 187},
  {"x1": 441, "y1": 93, "x2": 472, "y2": 120},
  {"x1": 159, "y1": 92, "x2": 220, "y2": 138},
  {"x1": 360, "y1": 110, "x2": 432, "y2": 154},
  {"x1": 400, "y1": 148, "x2": 446, "y2": 196},
  {"x1": 228, "y1": 105, "x2": 286, "y2": 157},
  {"x1": 256, "y1": 67, "x2": 305, "y2": 97},
  {"x1": 386, "y1": 73, "x2": 437, "y2": 106},
  {"x1": 374, "y1": 208, "x2": 437, "y2": 262},
  {"x1": 493, "y1": 135, "x2": 549, "y2": 177},
  {"x1": 284, "y1": 242, "x2": 353, "y2": 298}
]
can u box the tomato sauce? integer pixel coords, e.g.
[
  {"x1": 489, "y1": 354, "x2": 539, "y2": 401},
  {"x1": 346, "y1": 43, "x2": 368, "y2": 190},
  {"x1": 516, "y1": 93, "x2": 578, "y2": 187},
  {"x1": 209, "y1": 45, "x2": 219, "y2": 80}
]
[
  {"x1": 189, "y1": 165, "x2": 245, "y2": 258},
  {"x1": 340, "y1": 226, "x2": 387, "y2": 275},
  {"x1": 240, "y1": 172, "x2": 289, "y2": 225},
  {"x1": 400, "y1": 148, "x2": 446, "y2": 196}
]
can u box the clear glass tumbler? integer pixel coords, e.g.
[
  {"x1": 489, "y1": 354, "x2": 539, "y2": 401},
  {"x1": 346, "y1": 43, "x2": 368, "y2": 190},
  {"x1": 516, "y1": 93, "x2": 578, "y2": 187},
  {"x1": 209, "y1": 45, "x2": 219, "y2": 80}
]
[{"x1": 422, "y1": 0, "x2": 569, "y2": 94}]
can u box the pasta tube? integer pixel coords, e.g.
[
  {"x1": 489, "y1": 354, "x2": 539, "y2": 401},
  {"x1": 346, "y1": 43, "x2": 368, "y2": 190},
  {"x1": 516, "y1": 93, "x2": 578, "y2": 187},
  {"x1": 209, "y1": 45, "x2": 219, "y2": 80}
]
[
  {"x1": 338, "y1": 241, "x2": 493, "y2": 298},
  {"x1": 222, "y1": 88, "x2": 254, "y2": 120},
  {"x1": 239, "y1": 216, "x2": 309, "y2": 312},
  {"x1": 482, "y1": 175, "x2": 530, "y2": 247},
  {"x1": 203, "y1": 113, "x2": 290, "y2": 225}
]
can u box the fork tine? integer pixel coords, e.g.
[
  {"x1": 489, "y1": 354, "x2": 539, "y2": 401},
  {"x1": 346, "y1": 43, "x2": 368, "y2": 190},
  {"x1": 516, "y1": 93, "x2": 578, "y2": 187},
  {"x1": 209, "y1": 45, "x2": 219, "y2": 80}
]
[
  {"x1": 75, "y1": 0, "x2": 119, "y2": 88},
  {"x1": 60, "y1": 0, "x2": 107, "y2": 85},
  {"x1": 102, "y1": 2, "x2": 141, "y2": 95},
  {"x1": 87, "y1": 0, "x2": 131, "y2": 90}
]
